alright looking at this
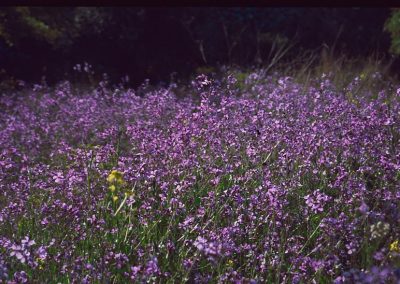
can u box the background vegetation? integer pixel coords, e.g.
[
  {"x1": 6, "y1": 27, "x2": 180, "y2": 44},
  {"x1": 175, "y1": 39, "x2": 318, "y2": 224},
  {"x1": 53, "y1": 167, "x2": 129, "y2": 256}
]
[{"x1": 0, "y1": 7, "x2": 396, "y2": 87}]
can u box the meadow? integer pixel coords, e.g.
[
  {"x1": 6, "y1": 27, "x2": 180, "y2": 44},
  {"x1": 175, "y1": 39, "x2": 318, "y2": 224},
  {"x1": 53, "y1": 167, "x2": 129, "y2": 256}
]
[{"x1": 0, "y1": 67, "x2": 399, "y2": 283}]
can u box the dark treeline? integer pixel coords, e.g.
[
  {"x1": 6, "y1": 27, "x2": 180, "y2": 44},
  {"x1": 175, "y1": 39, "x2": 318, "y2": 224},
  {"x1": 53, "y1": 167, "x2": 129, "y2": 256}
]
[{"x1": 0, "y1": 7, "x2": 393, "y2": 86}]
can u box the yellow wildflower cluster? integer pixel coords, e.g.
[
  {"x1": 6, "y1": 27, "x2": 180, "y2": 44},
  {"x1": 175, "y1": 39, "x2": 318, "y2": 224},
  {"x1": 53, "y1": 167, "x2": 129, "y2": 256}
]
[
  {"x1": 390, "y1": 240, "x2": 400, "y2": 253},
  {"x1": 107, "y1": 170, "x2": 125, "y2": 202},
  {"x1": 106, "y1": 170, "x2": 134, "y2": 204},
  {"x1": 107, "y1": 170, "x2": 124, "y2": 185},
  {"x1": 36, "y1": 258, "x2": 45, "y2": 270}
]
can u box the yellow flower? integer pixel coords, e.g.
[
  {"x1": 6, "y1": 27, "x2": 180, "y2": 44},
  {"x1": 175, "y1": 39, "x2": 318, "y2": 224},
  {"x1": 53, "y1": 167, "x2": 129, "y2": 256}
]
[
  {"x1": 109, "y1": 185, "x2": 116, "y2": 193},
  {"x1": 36, "y1": 258, "x2": 44, "y2": 270},
  {"x1": 125, "y1": 191, "x2": 135, "y2": 198},
  {"x1": 227, "y1": 259, "x2": 234, "y2": 267},
  {"x1": 390, "y1": 240, "x2": 400, "y2": 253},
  {"x1": 107, "y1": 170, "x2": 124, "y2": 185},
  {"x1": 112, "y1": 195, "x2": 118, "y2": 202}
]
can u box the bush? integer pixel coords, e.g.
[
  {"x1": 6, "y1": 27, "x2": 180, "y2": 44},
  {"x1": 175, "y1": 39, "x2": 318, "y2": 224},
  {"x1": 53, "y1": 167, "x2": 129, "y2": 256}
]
[{"x1": 385, "y1": 8, "x2": 400, "y2": 55}]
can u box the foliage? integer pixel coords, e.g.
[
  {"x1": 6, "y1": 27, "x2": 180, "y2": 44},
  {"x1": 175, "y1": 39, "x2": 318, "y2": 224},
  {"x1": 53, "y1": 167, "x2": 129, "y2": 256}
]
[
  {"x1": 0, "y1": 7, "x2": 392, "y2": 85},
  {"x1": 385, "y1": 8, "x2": 400, "y2": 55}
]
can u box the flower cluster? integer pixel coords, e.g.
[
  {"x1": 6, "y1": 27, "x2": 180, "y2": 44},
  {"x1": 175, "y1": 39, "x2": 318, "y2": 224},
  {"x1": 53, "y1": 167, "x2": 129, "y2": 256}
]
[
  {"x1": 107, "y1": 170, "x2": 124, "y2": 185},
  {"x1": 107, "y1": 170, "x2": 127, "y2": 202},
  {"x1": 370, "y1": 221, "x2": 391, "y2": 240},
  {"x1": 304, "y1": 189, "x2": 331, "y2": 214},
  {"x1": 390, "y1": 240, "x2": 400, "y2": 253}
]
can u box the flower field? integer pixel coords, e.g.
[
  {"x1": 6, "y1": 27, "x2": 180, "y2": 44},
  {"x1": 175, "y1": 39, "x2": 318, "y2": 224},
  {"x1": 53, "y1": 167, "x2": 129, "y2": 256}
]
[{"x1": 0, "y1": 71, "x2": 399, "y2": 283}]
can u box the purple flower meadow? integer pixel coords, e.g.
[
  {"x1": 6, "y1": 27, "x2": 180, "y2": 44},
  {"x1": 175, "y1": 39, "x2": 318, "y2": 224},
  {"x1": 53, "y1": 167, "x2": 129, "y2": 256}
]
[{"x1": 0, "y1": 70, "x2": 399, "y2": 282}]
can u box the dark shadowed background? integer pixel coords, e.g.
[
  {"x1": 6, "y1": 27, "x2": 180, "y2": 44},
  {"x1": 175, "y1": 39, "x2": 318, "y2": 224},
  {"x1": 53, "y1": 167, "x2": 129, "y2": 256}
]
[{"x1": 0, "y1": 7, "x2": 397, "y2": 87}]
